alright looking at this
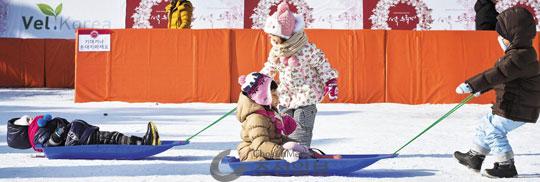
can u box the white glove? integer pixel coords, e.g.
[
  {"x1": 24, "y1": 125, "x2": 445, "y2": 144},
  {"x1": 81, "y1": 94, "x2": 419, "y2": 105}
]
[
  {"x1": 455, "y1": 83, "x2": 472, "y2": 94},
  {"x1": 283, "y1": 149, "x2": 299, "y2": 163},
  {"x1": 456, "y1": 83, "x2": 481, "y2": 97},
  {"x1": 282, "y1": 142, "x2": 309, "y2": 153}
]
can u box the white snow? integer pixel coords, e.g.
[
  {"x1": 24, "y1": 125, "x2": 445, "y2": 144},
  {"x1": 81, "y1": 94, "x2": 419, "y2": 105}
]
[{"x1": 0, "y1": 89, "x2": 538, "y2": 181}]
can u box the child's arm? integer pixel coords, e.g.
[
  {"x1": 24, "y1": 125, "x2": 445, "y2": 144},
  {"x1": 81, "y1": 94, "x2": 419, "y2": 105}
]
[
  {"x1": 245, "y1": 116, "x2": 286, "y2": 160},
  {"x1": 310, "y1": 47, "x2": 339, "y2": 84},
  {"x1": 260, "y1": 57, "x2": 278, "y2": 78},
  {"x1": 466, "y1": 54, "x2": 537, "y2": 93},
  {"x1": 34, "y1": 128, "x2": 51, "y2": 146}
]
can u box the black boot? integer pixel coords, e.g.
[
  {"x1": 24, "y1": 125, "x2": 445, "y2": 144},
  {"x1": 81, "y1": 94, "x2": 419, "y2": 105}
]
[
  {"x1": 454, "y1": 150, "x2": 485, "y2": 172},
  {"x1": 143, "y1": 122, "x2": 160, "y2": 145},
  {"x1": 484, "y1": 160, "x2": 518, "y2": 178}
]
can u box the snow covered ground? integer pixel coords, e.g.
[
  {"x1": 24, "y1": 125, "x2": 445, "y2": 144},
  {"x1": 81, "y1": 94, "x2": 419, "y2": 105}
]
[{"x1": 0, "y1": 89, "x2": 538, "y2": 181}]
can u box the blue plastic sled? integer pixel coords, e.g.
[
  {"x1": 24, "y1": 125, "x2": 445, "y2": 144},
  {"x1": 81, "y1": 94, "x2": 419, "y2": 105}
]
[
  {"x1": 36, "y1": 140, "x2": 189, "y2": 160},
  {"x1": 223, "y1": 154, "x2": 397, "y2": 176}
]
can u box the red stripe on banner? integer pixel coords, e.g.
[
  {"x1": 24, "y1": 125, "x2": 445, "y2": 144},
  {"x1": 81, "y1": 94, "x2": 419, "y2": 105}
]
[
  {"x1": 244, "y1": 0, "x2": 260, "y2": 29},
  {"x1": 78, "y1": 29, "x2": 112, "y2": 35}
]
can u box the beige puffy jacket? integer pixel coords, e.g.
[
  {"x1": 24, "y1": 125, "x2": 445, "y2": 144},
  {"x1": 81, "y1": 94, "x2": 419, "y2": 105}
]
[{"x1": 236, "y1": 93, "x2": 288, "y2": 161}]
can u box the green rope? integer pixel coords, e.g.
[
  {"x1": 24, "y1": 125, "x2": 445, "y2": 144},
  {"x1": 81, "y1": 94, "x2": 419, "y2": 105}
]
[
  {"x1": 186, "y1": 107, "x2": 237, "y2": 142},
  {"x1": 393, "y1": 94, "x2": 475, "y2": 155}
]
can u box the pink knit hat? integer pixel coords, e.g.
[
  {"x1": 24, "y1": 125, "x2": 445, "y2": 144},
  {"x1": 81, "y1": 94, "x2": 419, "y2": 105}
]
[
  {"x1": 263, "y1": 1, "x2": 305, "y2": 39},
  {"x1": 238, "y1": 72, "x2": 274, "y2": 106}
]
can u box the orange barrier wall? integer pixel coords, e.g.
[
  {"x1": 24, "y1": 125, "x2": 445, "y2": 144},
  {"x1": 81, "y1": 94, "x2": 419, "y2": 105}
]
[
  {"x1": 75, "y1": 29, "x2": 540, "y2": 104},
  {"x1": 386, "y1": 30, "x2": 539, "y2": 104},
  {"x1": 76, "y1": 29, "x2": 232, "y2": 103},
  {"x1": 0, "y1": 38, "x2": 74, "y2": 88}
]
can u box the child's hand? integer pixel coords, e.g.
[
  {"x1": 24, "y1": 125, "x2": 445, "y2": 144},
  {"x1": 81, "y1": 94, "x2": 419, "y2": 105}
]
[
  {"x1": 283, "y1": 149, "x2": 300, "y2": 163},
  {"x1": 324, "y1": 78, "x2": 338, "y2": 101},
  {"x1": 455, "y1": 83, "x2": 480, "y2": 97},
  {"x1": 283, "y1": 141, "x2": 309, "y2": 153}
]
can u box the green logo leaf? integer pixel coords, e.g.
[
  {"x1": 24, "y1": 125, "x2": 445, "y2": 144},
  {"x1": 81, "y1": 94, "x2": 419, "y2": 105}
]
[
  {"x1": 37, "y1": 3, "x2": 55, "y2": 16},
  {"x1": 55, "y1": 3, "x2": 62, "y2": 16}
]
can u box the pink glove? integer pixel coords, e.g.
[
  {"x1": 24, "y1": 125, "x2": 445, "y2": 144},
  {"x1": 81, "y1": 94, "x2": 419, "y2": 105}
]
[
  {"x1": 280, "y1": 114, "x2": 297, "y2": 136},
  {"x1": 324, "y1": 78, "x2": 338, "y2": 101}
]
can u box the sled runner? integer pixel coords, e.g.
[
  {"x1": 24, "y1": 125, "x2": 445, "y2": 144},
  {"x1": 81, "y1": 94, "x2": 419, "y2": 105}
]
[
  {"x1": 35, "y1": 140, "x2": 189, "y2": 160},
  {"x1": 222, "y1": 154, "x2": 397, "y2": 176}
]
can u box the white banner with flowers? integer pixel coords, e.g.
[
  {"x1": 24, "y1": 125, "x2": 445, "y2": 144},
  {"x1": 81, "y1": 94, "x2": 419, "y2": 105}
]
[
  {"x1": 367, "y1": 0, "x2": 476, "y2": 30},
  {"x1": 1, "y1": 0, "x2": 125, "y2": 39},
  {"x1": 247, "y1": 0, "x2": 362, "y2": 29},
  {"x1": 190, "y1": 0, "x2": 244, "y2": 29}
]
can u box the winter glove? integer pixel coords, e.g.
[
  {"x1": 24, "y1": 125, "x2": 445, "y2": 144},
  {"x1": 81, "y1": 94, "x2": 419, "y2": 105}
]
[
  {"x1": 324, "y1": 78, "x2": 338, "y2": 101},
  {"x1": 283, "y1": 149, "x2": 300, "y2": 163},
  {"x1": 283, "y1": 141, "x2": 309, "y2": 153},
  {"x1": 37, "y1": 114, "x2": 53, "y2": 127},
  {"x1": 283, "y1": 141, "x2": 310, "y2": 161},
  {"x1": 280, "y1": 114, "x2": 297, "y2": 136},
  {"x1": 455, "y1": 83, "x2": 480, "y2": 97}
]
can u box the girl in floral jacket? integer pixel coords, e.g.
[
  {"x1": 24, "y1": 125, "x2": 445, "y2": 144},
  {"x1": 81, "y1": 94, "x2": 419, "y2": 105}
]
[{"x1": 259, "y1": 1, "x2": 339, "y2": 147}]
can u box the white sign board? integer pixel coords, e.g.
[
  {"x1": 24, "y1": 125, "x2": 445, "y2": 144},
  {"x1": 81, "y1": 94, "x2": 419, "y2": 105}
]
[
  {"x1": 78, "y1": 30, "x2": 111, "y2": 52},
  {"x1": 0, "y1": 0, "x2": 125, "y2": 39}
]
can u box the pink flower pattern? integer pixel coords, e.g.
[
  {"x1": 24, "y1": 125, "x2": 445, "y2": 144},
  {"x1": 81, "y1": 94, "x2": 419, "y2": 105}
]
[{"x1": 261, "y1": 43, "x2": 338, "y2": 109}]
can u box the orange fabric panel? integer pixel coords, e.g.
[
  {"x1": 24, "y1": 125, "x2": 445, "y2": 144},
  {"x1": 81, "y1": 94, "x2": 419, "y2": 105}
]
[
  {"x1": 45, "y1": 39, "x2": 75, "y2": 88},
  {"x1": 353, "y1": 30, "x2": 386, "y2": 103},
  {"x1": 108, "y1": 29, "x2": 157, "y2": 102},
  {"x1": 0, "y1": 38, "x2": 45, "y2": 87},
  {"x1": 77, "y1": 29, "x2": 232, "y2": 103},
  {"x1": 305, "y1": 30, "x2": 385, "y2": 103},
  {"x1": 74, "y1": 33, "x2": 109, "y2": 102},
  {"x1": 0, "y1": 38, "x2": 23, "y2": 87},
  {"x1": 386, "y1": 30, "x2": 504, "y2": 104},
  {"x1": 192, "y1": 29, "x2": 231, "y2": 102},
  {"x1": 146, "y1": 29, "x2": 194, "y2": 102},
  {"x1": 229, "y1": 29, "x2": 269, "y2": 102},
  {"x1": 108, "y1": 29, "x2": 197, "y2": 103},
  {"x1": 74, "y1": 29, "x2": 540, "y2": 104},
  {"x1": 20, "y1": 39, "x2": 46, "y2": 87}
]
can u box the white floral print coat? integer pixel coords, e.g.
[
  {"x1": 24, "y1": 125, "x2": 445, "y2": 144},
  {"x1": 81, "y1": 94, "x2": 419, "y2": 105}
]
[{"x1": 261, "y1": 43, "x2": 338, "y2": 109}]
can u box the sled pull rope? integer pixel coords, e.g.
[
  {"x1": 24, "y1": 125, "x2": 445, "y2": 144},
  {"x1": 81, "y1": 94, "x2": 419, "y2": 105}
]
[
  {"x1": 393, "y1": 94, "x2": 475, "y2": 155},
  {"x1": 186, "y1": 107, "x2": 237, "y2": 142}
]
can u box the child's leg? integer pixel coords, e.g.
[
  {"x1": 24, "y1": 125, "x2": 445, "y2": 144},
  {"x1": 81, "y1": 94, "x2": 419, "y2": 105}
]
[
  {"x1": 288, "y1": 104, "x2": 317, "y2": 148},
  {"x1": 472, "y1": 114, "x2": 495, "y2": 155},
  {"x1": 473, "y1": 113, "x2": 525, "y2": 162},
  {"x1": 97, "y1": 131, "x2": 143, "y2": 145}
]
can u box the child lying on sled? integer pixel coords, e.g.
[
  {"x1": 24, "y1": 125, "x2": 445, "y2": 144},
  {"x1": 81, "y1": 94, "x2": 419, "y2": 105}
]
[
  {"x1": 236, "y1": 72, "x2": 329, "y2": 163},
  {"x1": 7, "y1": 114, "x2": 161, "y2": 152}
]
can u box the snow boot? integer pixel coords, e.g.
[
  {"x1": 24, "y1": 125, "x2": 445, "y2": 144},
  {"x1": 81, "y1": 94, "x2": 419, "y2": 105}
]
[
  {"x1": 143, "y1": 122, "x2": 161, "y2": 145},
  {"x1": 454, "y1": 150, "x2": 485, "y2": 172},
  {"x1": 484, "y1": 159, "x2": 518, "y2": 178}
]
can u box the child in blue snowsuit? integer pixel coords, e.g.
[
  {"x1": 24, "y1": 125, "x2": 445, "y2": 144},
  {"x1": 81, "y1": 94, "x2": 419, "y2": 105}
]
[{"x1": 454, "y1": 7, "x2": 540, "y2": 178}]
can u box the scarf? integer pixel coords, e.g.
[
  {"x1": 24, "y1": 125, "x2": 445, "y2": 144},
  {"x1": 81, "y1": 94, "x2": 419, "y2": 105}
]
[{"x1": 270, "y1": 31, "x2": 309, "y2": 59}]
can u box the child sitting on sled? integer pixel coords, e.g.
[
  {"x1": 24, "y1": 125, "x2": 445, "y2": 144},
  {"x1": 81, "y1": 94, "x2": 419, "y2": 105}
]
[
  {"x1": 454, "y1": 7, "x2": 540, "y2": 178},
  {"x1": 236, "y1": 72, "x2": 312, "y2": 163},
  {"x1": 7, "y1": 114, "x2": 161, "y2": 152}
]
